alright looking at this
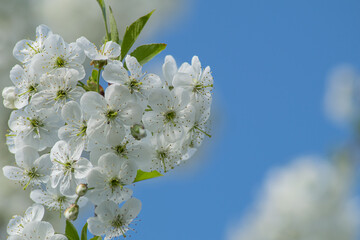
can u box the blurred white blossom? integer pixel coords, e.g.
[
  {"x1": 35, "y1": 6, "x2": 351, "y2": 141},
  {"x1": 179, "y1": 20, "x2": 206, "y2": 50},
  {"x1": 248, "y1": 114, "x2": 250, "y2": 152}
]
[
  {"x1": 228, "y1": 157, "x2": 359, "y2": 240},
  {"x1": 324, "y1": 65, "x2": 360, "y2": 125}
]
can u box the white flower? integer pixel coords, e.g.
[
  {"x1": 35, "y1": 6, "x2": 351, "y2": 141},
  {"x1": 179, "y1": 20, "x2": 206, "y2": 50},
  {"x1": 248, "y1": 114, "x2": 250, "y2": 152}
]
[
  {"x1": 86, "y1": 153, "x2": 137, "y2": 205},
  {"x1": 2, "y1": 86, "x2": 17, "y2": 109},
  {"x1": 143, "y1": 88, "x2": 195, "y2": 143},
  {"x1": 173, "y1": 56, "x2": 213, "y2": 102},
  {"x1": 80, "y1": 84, "x2": 142, "y2": 145},
  {"x1": 102, "y1": 56, "x2": 162, "y2": 103},
  {"x1": 228, "y1": 157, "x2": 359, "y2": 240},
  {"x1": 8, "y1": 106, "x2": 64, "y2": 151},
  {"x1": 90, "y1": 135, "x2": 151, "y2": 170},
  {"x1": 30, "y1": 69, "x2": 85, "y2": 112},
  {"x1": 9, "y1": 65, "x2": 40, "y2": 109},
  {"x1": 13, "y1": 24, "x2": 53, "y2": 64},
  {"x1": 8, "y1": 221, "x2": 67, "y2": 240},
  {"x1": 30, "y1": 184, "x2": 87, "y2": 212},
  {"x1": 76, "y1": 37, "x2": 120, "y2": 60},
  {"x1": 87, "y1": 198, "x2": 141, "y2": 240},
  {"x1": 7, "y1": 204, "x2": 44, "y2": 236},
  {"x1": 3, "y1": 146, "x2": 51, "y2": 189},
  {"x1": 58, "y1": 101, "x2": 91, "y2": 150},
  {"x1": 50, "y1": 140, "x2": 92, "y2": 196},
  {"x1": 31, "y1": 34, "x2": 86, "y2": 79},
  {"x1": 147, "y1": 134, "x2": 182, "y2": 172}
]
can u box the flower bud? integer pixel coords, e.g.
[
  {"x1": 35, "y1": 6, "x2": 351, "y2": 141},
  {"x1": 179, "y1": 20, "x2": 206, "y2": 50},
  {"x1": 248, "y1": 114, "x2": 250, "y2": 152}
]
[
  {"x1": 2, "y1": 86, "x2": 17, "y2": 109},
  {"x1": 76, "y1": 183, "x2": 88, "y2": 197},
  {"x1": 130, "y1": 124, "x2": 147, "y2": 140},
  {"x1": 64, "y1": 204, "x2": 79, "y2": 221}
]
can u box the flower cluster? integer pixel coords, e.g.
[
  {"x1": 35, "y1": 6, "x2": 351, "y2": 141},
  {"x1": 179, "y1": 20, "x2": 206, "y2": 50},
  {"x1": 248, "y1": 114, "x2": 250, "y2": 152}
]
[{"x1": 2, "y1": 24, "x2": 213, "y2": 239}]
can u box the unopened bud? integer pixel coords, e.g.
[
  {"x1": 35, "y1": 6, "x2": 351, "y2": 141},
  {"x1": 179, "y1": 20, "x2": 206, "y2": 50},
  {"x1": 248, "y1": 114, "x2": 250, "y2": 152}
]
[
  {"x1": 2, "y1": 86, "x2": 17, "y2": 109},
  {"x1": 130, "y1": 124, "x2": 147, "y2": 140},
  {"x1": 64, "y1": 204, "x2": 79, "y2": 221},
  {"x1": 76, "y1": 183, "x2": 88, "y2": 197}
]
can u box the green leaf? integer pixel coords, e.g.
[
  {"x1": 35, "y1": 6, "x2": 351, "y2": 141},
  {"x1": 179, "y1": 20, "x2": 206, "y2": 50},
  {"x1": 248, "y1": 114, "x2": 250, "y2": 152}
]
[
  {"x1": 129, "y1": 43, "x2": 167, "y2": 65},
  {"x1": 120, "y1": 10, "x2": 155, "y2": 61},
  {"x1": 109, "y1": 6, "x2": 120, "y2": 44},
  {"x1": 96, "y1": 0, "x2": 110, "y2": 41},
  {"x1": 134, "y1": 169, "x2": 163, "y2": 183},
  {"x1": 81, "y1": 222, "x2": 88, "y2": 240},
  {"x1": 96, "y1": 0, "x2": 105, "y2": 9},
  {"x1": 90, "y1": 237, "x2": 102, "y2": 240},
  {"x1": 87, "y1": 69, "x2": 98, "y2": 91},
  {"x1": 65, "y1": 220, "x2": 79, "y2": 240},
  {"x1": 91, "y1": 69, "x2": 98, "y2": 82}
]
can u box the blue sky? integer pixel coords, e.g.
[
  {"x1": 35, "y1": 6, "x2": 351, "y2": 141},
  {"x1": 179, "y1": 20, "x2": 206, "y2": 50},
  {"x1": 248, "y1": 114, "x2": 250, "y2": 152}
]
[{"x1": 86, "y1": 0, "x2": 360, "y2": 239}]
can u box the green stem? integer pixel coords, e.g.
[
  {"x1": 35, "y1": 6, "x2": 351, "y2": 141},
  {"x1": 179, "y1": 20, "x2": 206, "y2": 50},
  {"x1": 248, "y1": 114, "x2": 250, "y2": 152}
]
[
  {"x1": 97, "y1": 68, "x2": 102, "y2": 93},
  {"x1": 74, "y1": 195, "x2": 81, "y2": 205}
]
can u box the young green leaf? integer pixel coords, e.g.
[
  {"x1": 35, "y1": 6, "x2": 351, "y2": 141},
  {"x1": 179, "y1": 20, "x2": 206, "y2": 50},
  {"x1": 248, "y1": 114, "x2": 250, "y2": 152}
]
[
  {"x1": 109, "y1": 6, "x2": 120, "y2": 44},
  {"x1": 130, "y1": 43, "x2": 167, "y2": 65},
  {"x1": 134, "y1": 169, "x2": 163, "y2": 183},
  {"x1": 120, "y1": 10, "x2": 155, "y2": 61},
  {"x1": 65, "y1": 220, "x2": 80, "y2": 240},
  {"x1": 81, "y1": 222, "x2": 88, "y2": 240},
  {"x1": 90, "y1": 237, "x2": 102, "y2": 240},
  {"x1": 87, "y1": 69, "x2": 99, "y2": 92}
]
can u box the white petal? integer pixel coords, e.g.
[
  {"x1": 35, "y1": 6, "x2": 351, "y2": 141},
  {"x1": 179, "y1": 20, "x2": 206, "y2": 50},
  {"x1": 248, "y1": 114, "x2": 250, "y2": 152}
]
[
  {"x1": 173, "y1": 72, "x2": 193, "y2": 90},
  {"x1": 24, "y1": 204, "x2": 45, "y2": 222},
  {"x1": 88, "y1": 217, "x2": 106, "y2": 236},
  {"x1": 10, "y1": 64, "x2": 26, "y2": 87},
  {"x1": 35, "y1": 154, "x2": 52, "y2": 178},
  {"x1": 36, "y1": 24, "x2": 53, "y2": 46},
  {"x1": 106, "y1": 122, "x2": 126, "y2": 145},
  {"x1": 102, "y1": 41, "x2": 121, "y2": 58},
  {"x1": 102, "y1": 60, "x2": 128, "y2": 85},
  {"x1": 80, "y1": 91, "x2": 107, "y2": 116},
  {"x1": 148, "y1": 88, "x2": 173, "y2": 112},
  {"x1": 162, "y1": 55, "x2": 177, "y2": 83},
  {"x1": 105, "y1": 84, "x2": 132, "y2": 108},
  {"x1": 142, "y1": 73, "x2": 163, "y2": 91},
  {"x1": 120, "y1": 198, "x2": 142, "y2": 221},
  {"x1": 76, "y1": 36, "x2": 98, "y2": 59},
  {"x1": 142, "y1": 111, "x2": 164, "y2": 132},
  {"x1": 3, "y1": 166, "x2": 24, "y2": 181},
  {"x1": 191, "y1": 56, "x2": 201, "y2": 76},
  {"x1": 44, "y1": 34, "x2": 67, "y2": 56},
  {"x1": 98, "y1": 153, "x2": 123, "y2": 175},
  {"x1": 62, "y1": 101, "x2": 83, "y2": 124},
  {"x1": 51, "y1": 140, "x2": 70, "y2": 163},
  {"x1": 125, "y1": 55, "x2": 142, "y2": 78},
  {"x1": 51, "y1": 235, "x2": 68, "y2": 240},
  {"x1": 95, "y1": 200, "x2": 117, "y2": 222},
  {"x1": 74, "y1": 158, "x2": 92, "y2": 179},
  {"x1": 13, "y1": 39, "x2": 34, "y2": 63},
  {"x1": 22, "y1": 221, "x2": 54, "y2": 239},
  {"x1": 118, "y1": 102, "x2": 143, "y2": 125},
  {"x1": 163, "y1": 123, "x2": 184, "y2": 143},
  {"x1": 7, "y1": 215, "x2": 22, "y2": 235},
  {"x1": 30, "y1": 189, "x2": 47, "y2": 205},
  {"x1": 15, "y1": 146, "x2": 39, "y2": 169},
  {"x1": 87, "y1": 169, "x2": 107, "y2": 188}
]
